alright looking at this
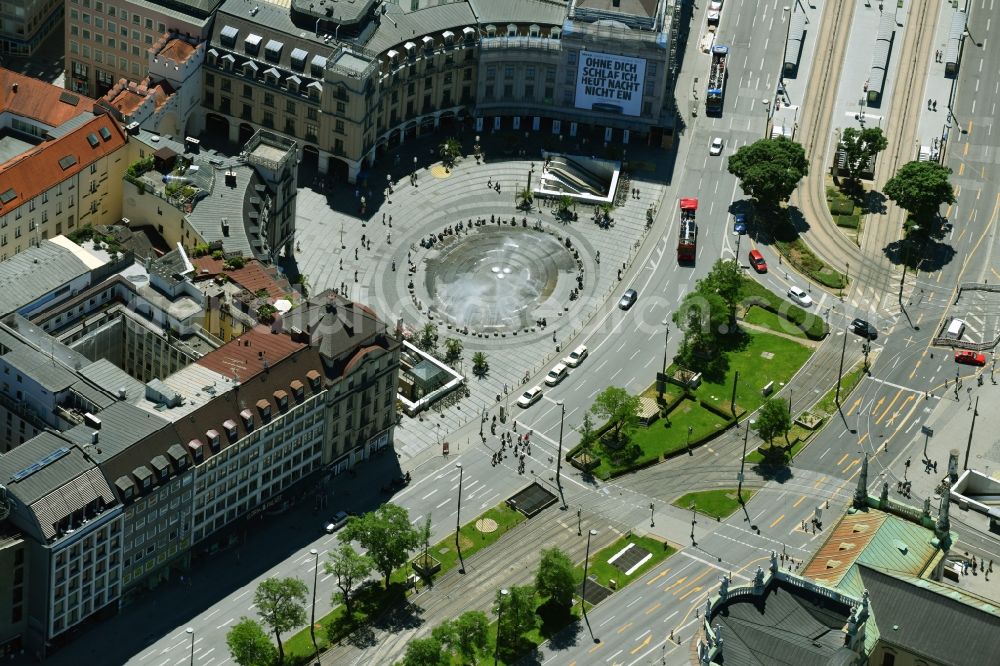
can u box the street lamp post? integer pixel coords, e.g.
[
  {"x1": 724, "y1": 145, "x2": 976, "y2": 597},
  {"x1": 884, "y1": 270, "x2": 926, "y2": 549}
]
[
  {"x1": 455, "y1": 462, "x2": 466, "y2": 573},
  {"x1": 309, "y1": 548, "x2": 319, "y2": 663},
  {"x1": 661, "y1": 319, "x2": 670, "y2": 374},
  {"x1": 649, "y1": 502, "x2": 655, "y2": 528},
  {"x1": 686, "y1": 425, "x2": 694, "y2": 455},
  {"x1": 738, "y1": 419, "x2": 755, "y2": 501},
  {"x1": 556, "y1": 401, "x2": 566, "y2": 508},
  {"x1": 582, "y1": 529, "x2": 599, "y2": 643},
  {"x1": 781, "y1": 7, "x2": 792, "y2": 84},
  {"x1": 495, "y1": 588, "x2": 509, "y2": 664},
  {"x1": 185, "y1": 628, "x2": 194, "y2": 666}
]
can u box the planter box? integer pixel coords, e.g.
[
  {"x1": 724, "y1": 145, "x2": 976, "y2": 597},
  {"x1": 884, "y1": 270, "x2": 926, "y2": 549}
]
[{"x1": 412, "y1": 554, "x2": 441, "y2": 577}]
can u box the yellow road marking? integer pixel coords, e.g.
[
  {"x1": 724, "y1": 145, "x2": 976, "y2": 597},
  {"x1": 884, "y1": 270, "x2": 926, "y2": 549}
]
[
  {"x1": 663, "y1": 576, "x2": 687, "y2": 592},
  {"x1": 645, "y1": 601, "x2": 662, "y2": 615},
  {"x1": 887, "y1": 394, "x2": 915, "y2": 425},
  {"x1": 769, "y1": 514, "x2": 786, "y2": 529},
  {"x1": 964, "y1": 141, "x2": 970, "y2": 156},
  {"x1": 871, "y1": 396, "x2": 885, "y2": 414},
  {"x1": 589, "y1": 641, "x2": 605, "y2": 654},
  {"x1": 793, "y1": 494, "x2": 806, "y2": 508},
  {"x1": 836, "y1": 453, "x2": 849, "y2": 465},
  {"x1": 858, "y1": 432, "x2": 870, "y2": 447},
  {"x1": 647, "y1": 569, "x2": 671, "y2": 586},
  {"x1": 843, "y1": 458, "x2": 861, "y2": 472},
  {"x1": 813, "y1": 475, "x2": 827, "y2": 489},
  {"x1": 631, "y1": 634, "x2": 652, "y2": 654},
  {"x1": 848, "y1": 396, "x2": 862, "y2": 414},
  {"x1": 617, "y1": 622, "x2": 633, "y2": 634},
  {"x1": 673, "y1": 568, "x2": 712, "y2": 596},
  {"x1": 875, "y1": 390, "x2": 903, "y2": 425},
  {"x1": 959, "y1": 162, "x2": 965, "y2": 176},
  {"x1": 992, "y1": 268, "x2": 1000, "y2": 281},
  {"x1": 968, "y1": 120, "x2": 974, "y2": 134},
  {"x1": 678, "y1": 585, "x2": 704, "y2": 602}
]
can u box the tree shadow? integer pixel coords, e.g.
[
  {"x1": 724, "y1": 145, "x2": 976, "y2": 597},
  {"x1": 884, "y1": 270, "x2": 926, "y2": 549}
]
[
  {"x1": 749, "y1": 463, "x2": 794, "y2": 483},
  {"x1": 371, "y1": 598, "x2": 426, "y2": 633},
  {"x1": 883, "y1": 233, "x2": 956, "y2": 273}
]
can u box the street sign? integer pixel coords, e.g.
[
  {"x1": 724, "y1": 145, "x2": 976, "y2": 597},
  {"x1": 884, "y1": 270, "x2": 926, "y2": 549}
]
[
  {"x1": 442, "y1": 441, "x2": 449, "y2": 455},
  {"x1": 921, "y1": 425, "x2": 934, "y2": 437}
]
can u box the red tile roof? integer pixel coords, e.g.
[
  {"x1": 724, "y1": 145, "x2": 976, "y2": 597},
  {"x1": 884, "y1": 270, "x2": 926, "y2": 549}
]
[
  {"x1": 0, "y1": 114, "x2": 127, "y2": 215},
  {"x1": 158, "y1": 38, "x2": 197, "y2": 64},
  {"x1": 192, "y1": 256, "x2": 294, "y2": 299},
  {"x1": 0, "y1": 68, "x2": 96, "y2": 127},
  {"x1": 108, "y1": 89, "x2": 146, "y2": 116},
  {"x1": 196, "y1": 327, "x2": 306, "y2": 382}
]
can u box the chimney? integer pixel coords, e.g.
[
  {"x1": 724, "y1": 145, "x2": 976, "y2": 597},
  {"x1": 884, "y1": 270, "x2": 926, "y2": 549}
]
[{"x1": 12, "y1": 83, "x2": 18, "y2": 93}]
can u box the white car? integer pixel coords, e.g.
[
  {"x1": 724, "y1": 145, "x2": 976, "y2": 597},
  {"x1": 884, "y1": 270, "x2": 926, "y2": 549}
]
[
  {"x1": 787, "y1": 286, "x2": 813, "y2": 307},
  {"x1": 710, "y1": 137, "x2": 724, "y2": 155},
  {"x1": 324, "y1": 511, "x2": 349, "y2": 534},
  {"x1": 563, "y1": 344, "x2": 588, "y2": 368},
  {"x1": 545, "y1": 363, "x2": 569, "y2": 386},
  {"x1": 517, "y1": 386, "x2": 543, "y2": 408}
]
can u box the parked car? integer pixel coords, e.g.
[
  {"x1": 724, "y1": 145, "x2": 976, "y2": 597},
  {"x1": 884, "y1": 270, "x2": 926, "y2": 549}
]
[
  {"x1": 324, "y1": 511, "x2": 349, "y2": 534},
  {"x1": 733, "y1": 213, "x2": 747, "y2": 235},
  {"x1": 545, "y1": 362, "x2": 569, "y2": 386},
  {"x1": 955, "y1": 350, "x2": 986, "y2": 366},
  {"x1": 563, "y1": 344, "x2": 589, "y2": 367},
  {"x1": 850, "y1": 318, "x2": 878, "y2": 339},
  {"x1": 517, "y1": 386, "x2": 543, "y2": 408},
  {"x1": 619, "y1": 288, "x2": 638, "y2": 310},
  {"x1": 710, "y1": 137, "x2": 724, "y2": 155},
  {"x1": 947, "y1": 318, "x2": 966, "y2": 339},
  {"x1": 787, "y1": 286, "x2": 813, "y2": 307},
  {"x1": 748, "y1": 249, "x2": 767, "y2": 273}
]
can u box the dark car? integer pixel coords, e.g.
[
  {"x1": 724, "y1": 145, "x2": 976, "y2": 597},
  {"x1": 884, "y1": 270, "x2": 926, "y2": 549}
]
[
  {"x1": 733, "y1": 213, "x2": 747, "y2": 235},
  {"x1": 850, "y1": 318, "x2": 877, "y2": 340},
  {"x1": 618, "y1": 289, "x2": 638, "y2": 310}
]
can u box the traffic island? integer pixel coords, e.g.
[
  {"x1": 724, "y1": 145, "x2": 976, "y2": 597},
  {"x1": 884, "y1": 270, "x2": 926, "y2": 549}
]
[
  {"x1": 576, "y1": 534, "x2": 676, "y2": 591},
  {"x1": 672, "y1": 489, "x2": 759, "y2": 520}
]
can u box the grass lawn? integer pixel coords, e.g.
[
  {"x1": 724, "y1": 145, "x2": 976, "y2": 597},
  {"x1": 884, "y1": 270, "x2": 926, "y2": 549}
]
[
  {"x1": 743, "y1": 305, "x2": 808, "y2": 339},
  {"x1": 673, "y1": 488, "x2": 758, "y2": 520},
  {"x1": 478, "y1": 596, "x2": 584, "y2": 666},
  {"x1": 580, "y1": 534, "x2": 676, "y2": 590},
  {"x1": 773, "y1": 235, "x2": 847, "y2": 289},
  {"x1": 693, "y1": 330, "x2": 814, "y2": 415},
  {"x1": 826, "y1": 185, "x2": 862, "y2": 229},
  {"x1": 427, "y1": 503, "x2": 525, "y2": 576}
]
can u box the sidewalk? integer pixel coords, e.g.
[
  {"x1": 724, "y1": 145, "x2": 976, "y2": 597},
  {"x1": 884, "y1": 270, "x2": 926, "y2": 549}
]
[
  {"x1": 770, "y1": 0, "x2": 826, "y2": 139},
  {"x1": 916, "y1": 0, "x2": 967, "y2": 160}
]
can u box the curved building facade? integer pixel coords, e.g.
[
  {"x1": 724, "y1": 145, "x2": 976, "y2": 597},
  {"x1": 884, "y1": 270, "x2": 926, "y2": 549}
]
[{"x1": 198, "y1": 0, "x2": 680, "y2": 183}]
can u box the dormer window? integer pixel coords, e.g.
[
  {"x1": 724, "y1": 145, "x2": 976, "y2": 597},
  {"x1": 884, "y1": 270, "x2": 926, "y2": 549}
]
[
  {"x1": 404, "y1": 42, "x2": 416, "y2": 60},
  {"x1": 290, "y1": 48, "x2": 307, "y2": 72},
  {"x1": 310, "y1": 55, "x2": 327, "y2": 78},
  {"x1": 463, "y1": 26, "x2": 476, "y2": 43},
  {"x1": 274, "y1": 390, "x2": 289, "y2": 412},
  {"x1": 306, "y1": 370, "x2": 321, "y2": 391},
  {"x1": 264, "y1": 67, "x2": 280, "y2": 85},
  {"x1": 207, "y1": 48, "x2": 218, "y2": 66},
  {"x1": 308, "y1": 82, "x2": 321, "y2": 101},
  {"x1": 245, "y1": 34, "x2": 262, "y2": 56},
  {"x1": 240, "y1": 409, "x2": 254, "y2": 431},
  {"x1": 222, "y1": 420, "x2": 237, "y2": 441},
  {"x1": 287, "y1": 75, "x2": 300, "y2": 93},
  {"x1": 507, "y1": 24, "x2": 517, "y2": 37},
  {"x1": 256, "y1": 399, "x2": 272, "y2": 422},
  {"x1": 264, "y1": 39, "x2": 283, "y2": 63},
  {"x1": 443, "y1": 30, "x2": 454, "y2": 46},
  {"x1": 422, "y1": 36, "x2": 434, "y2": 53},
  {"x1": 486, "y1": 25, "x2": 496, "y2": 37},
  {"x1": 220, "y1": 25, "x2": 238, "y2": 49},
  {"x1": 188, "y1": 438, "x2": 205, "y2": 460},
  {"x1": 243, "y1": 61, "x2": 258, "y2": 78},
  {"x1": 290, "y1": 379, "x2": 305, "y2": 401},
  {"x1": 551, "y1": 27, "x2": 561, "y2": 39},
  {"x1": 529, "y1": 24, "x2": 540, "y2": 37}
]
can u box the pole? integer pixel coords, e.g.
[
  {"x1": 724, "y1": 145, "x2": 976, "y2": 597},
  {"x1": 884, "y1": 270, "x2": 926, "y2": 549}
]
[
  {"x1": 556, "y1": 401, "x2": 566, "y2": 508},
  {"x1": 964, "y1": 396, "x2": 979, "y2": 470},
  {"x1": 650, "y1": 502, "x2": 655, "y2": 527},
  {"x1": 455, "y1": 462, "x2": 466, "y2": 573},
  {"x1": 781, "y1": 7, "x2": 792, "y2": 83},
  {"x1": 582, "y1": 529, "x2": 598, "y2": 642},
  {"x1": 687, "y1": 425, "x2": 694, "y2": 455},
  {"x1": 577, "y1": 508, "x2": 582, "y2": 536},
  {"x1": 898, "y1": 260, "x2": 907, "y2": 305},
  {"x1": 185, "y1": 628, "x2": 194, "y2": 666},
  {"x1": 835, "y1": 327, "x2": 848, "y2": 406},
  {"x1": 495, "y1": 588, "x2": 509, "y2": 664},
  {"x1": 738, "y1": 420, "x2": 754, "y2": 501},
  {"x1": 661, "y1": 320, "x2": 670, "y2": 375},
  {"x1": 309, "y1": 549, "x2": 319, "y2": 663}
]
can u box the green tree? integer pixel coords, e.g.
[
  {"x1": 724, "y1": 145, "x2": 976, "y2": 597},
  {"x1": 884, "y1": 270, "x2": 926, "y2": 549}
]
[
  {"x1": 577, "y1": 411, "x2": 597, "y2": 456},
  {"x1": 727, "y1": 137, "x2": 809, "y2": 210},
  {"x1": 418, "y1": 323, "x2": 437, "y2": 351},
  {"x1": 883, "y1": 160, "x2": 956, "y2": 225},
  {"x1": 590, "y1": 387, "x2": 640, "y2": 442},
  {"x1": 753, "y1": 397, "x2": 792, "y2": 447},
  {"x1": 340, "y1": 503, "x2": 421, "y2": 588},
  {"x1": 439, "y1": 137, "x2": 462, "y2": 167},
  {"x1": 671, "y1": 291, "x2": 730, "y2": 370},
  {"x1": 494, "y1": 585, "x2": 538, "y2": 658},
  {"x1": 444, "y1": 337, "x2": 463, "y2": 364},
  {"x1": 535, "y1": 548, "x2": 577, "y2": 609},
  {"x1": 441, "y1": 610, "x2": 490, "y2": 663},
  {"x1": 419, "y1": 514, "x2": 433, "y2": 567},
  {"x1": 253, "y1": 577, "x2": 308, "y2": 664},
  {"x1": 516, "y1": 187, "x2": 534, "y2": 210},
  {"x1": 472, "y1": 351, "x2": 489, "y2": 377},
  {"x1": 398, "y1": 636, "x2": 448, "y2": 666},
  {"x1": 699, "y1": 258, "x2": 744, "y2": 323},
  {"x1": 324, "y1": 543, "x2": 373, "y2": 620},
  {"x1": 839, "y1": 127, "x2": 888, "y2": 182},
  {"x1": 226, "y1": 617, "x2": 278, "y2": 666}
]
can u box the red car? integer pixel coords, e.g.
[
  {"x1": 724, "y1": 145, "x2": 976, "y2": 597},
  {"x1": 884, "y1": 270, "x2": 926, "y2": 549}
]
[
  {"x1": 748, "y1": 249, "x2": 767, "y2": 273},
  {"x1": 955, "y1": 350, "x2": 986, "y2": 366}
]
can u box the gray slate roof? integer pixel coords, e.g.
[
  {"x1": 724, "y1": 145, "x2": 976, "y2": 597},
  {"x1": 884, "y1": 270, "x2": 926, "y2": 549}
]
[
  {"x1": 0, "y1": 240, "x2": 92, "y2": 316},
  {"x1": 468, "y1": 0, "x2": 569, "y2": 26},
  {"x1": 61, "y1": 401, "x2": 171, "y2": 464},
  {"x1": 858, "y1": 564, "x2": 1000, "y2": 666},
  {"x1": 1, "y1": 348, "x2": 78, "y2": 393},
  {"x1": 713, "y1": 581, "x2": 852, "y2": 666},
  {"x1": 188, "y1": 163, "x2": 258, "y2": 258},
  {"x1": 366, "y1": 2, "x2": 477, "y2": 55},
  {"x1": 77, "y1": 359, "x2": 148, "y2": 403}
]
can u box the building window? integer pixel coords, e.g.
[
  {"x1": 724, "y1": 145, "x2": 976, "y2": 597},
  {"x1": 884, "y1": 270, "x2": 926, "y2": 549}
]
[
  {"x1": 286, "y1": 100, "x2": 296, "y2": 114},
  {"x1": 306, "y1": 106, "x2": 318, "y2": 120},
  {"x1": 264, "y1": 93, "x2": 274, "y2": 107},
  {"x1": 334, "y1": 120, "x2": 345, "y2": 134},
  {"x1": 262, "y1": 111, "x2": 274, "y2": 127}
]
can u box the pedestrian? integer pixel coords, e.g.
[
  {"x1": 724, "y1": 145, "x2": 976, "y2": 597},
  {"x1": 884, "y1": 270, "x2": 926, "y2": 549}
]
[
  {"x1": 354, "y1": 270, "x2": 358, "y2": 282},
  {"x1": 391, "y1": 260, "x2": 396, "y2": 271},
  {"x1": 355, "y1": 248, "x2": 359, "y2": 260},
  {"x1": 488, "y1": 177, "x2": 493, "y2": 188},
  {"x1": 382, "y1": 213, "x2": 386, "y2": 224},
  {"x1": 339, "y1": 258, "x2": 343, "y2": 270}
]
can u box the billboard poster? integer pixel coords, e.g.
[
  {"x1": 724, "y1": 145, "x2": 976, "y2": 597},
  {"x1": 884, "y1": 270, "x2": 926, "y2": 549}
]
[{"x1": 575, "y1": 50, "x2": 647, "y2": 117}]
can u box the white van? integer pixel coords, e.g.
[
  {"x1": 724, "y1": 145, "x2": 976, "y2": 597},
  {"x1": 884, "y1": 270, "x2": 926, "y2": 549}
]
[
  {"x1": 947, "y1": 318, "x2": 966, "y2": 339},
  {"x1": 545, "y1": 363, "x2": 569, "y2": 386}
]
